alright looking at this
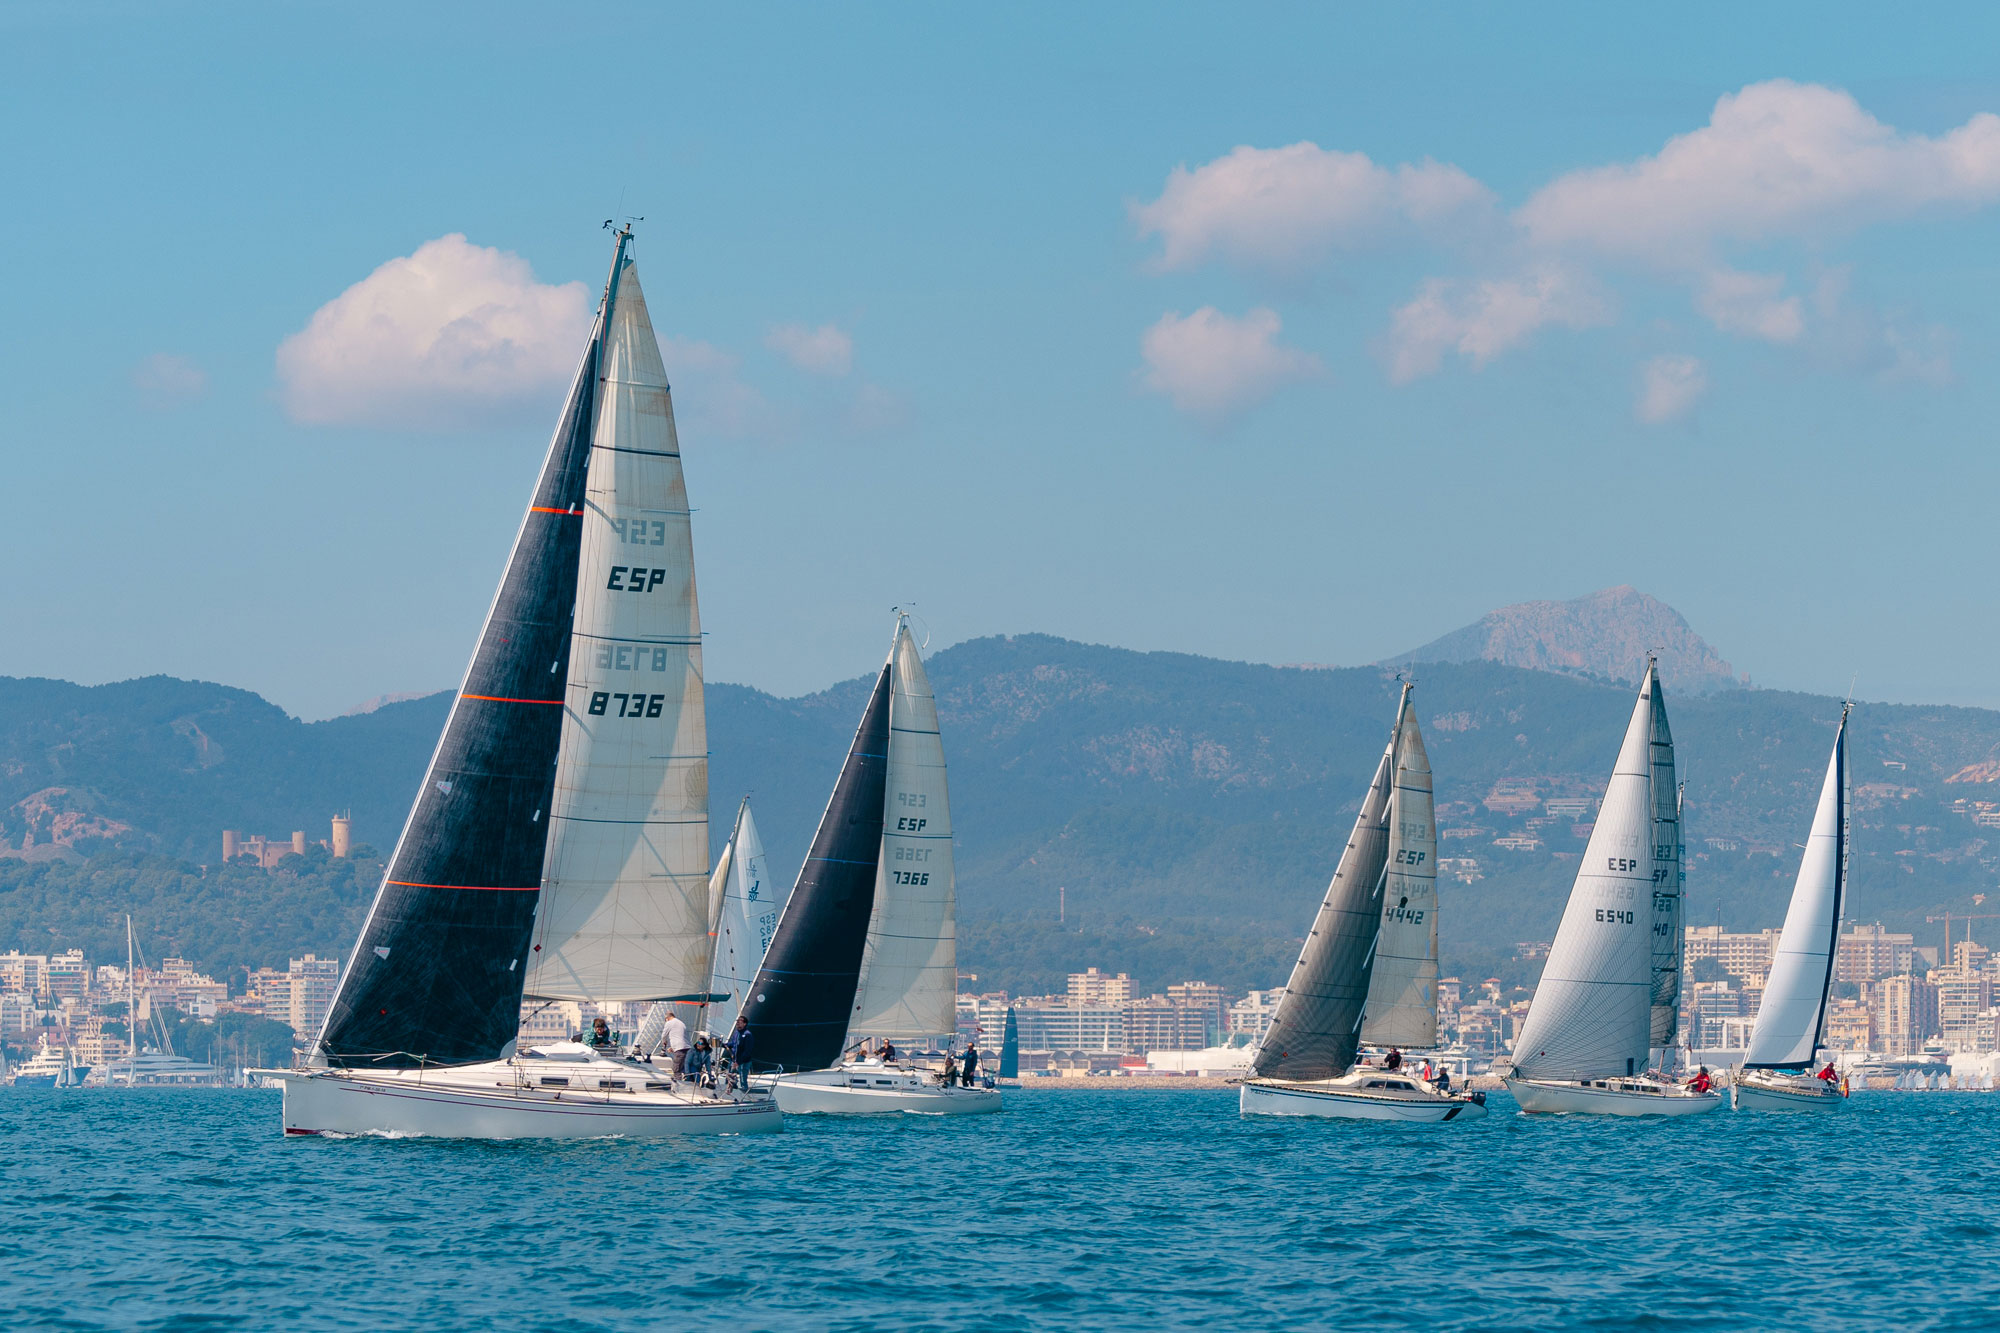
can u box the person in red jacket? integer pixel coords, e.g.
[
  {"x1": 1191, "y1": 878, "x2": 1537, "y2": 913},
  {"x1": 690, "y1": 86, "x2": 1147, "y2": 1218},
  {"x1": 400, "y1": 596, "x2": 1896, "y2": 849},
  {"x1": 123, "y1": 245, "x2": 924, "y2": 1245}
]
[
  {"x1": 1817, "y1": 1062, "x2": 1838, "y2": 1083},
  {"x1": 1687, "y1": 1067, "x2": 1712, "y2": 1094}
]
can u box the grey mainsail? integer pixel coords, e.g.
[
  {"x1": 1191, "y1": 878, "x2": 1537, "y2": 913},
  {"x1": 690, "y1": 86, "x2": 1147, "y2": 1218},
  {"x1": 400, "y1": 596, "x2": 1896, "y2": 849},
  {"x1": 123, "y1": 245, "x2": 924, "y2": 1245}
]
[
  {"x1": 1361, "y1": 693, "x2": 1438, "y2": 1048},
  {"x1": 1250, "y1": 693, "x2": 1398, "y2": 1081},
  {"x1": 1648, "y1": 683, "x2": 1683, "y2": 1049}
]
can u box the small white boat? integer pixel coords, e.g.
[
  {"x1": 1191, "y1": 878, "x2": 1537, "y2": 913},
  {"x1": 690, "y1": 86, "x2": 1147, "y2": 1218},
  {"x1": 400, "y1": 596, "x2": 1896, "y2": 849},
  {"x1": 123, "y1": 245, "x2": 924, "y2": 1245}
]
[
  {"x1": 767, "y1": 1060, "x2": 1000, "y2": 1115},
  {"x1": 1241, "y1": 1068, "x2": 1486, "y2": 1122},
  {"x1": 1730, "y1": 1068, "x2": 1844, "y2": 1112},
  {"x1": 272, "y1": 1043, "x2": 779, "y2": 1138},
  {"x1": 1505, "y1": 1074, "x2": 1721, "y2": 1117},
  {"x1": 1733, "y1": 708, "x2": 1851, "y2": 1113}
]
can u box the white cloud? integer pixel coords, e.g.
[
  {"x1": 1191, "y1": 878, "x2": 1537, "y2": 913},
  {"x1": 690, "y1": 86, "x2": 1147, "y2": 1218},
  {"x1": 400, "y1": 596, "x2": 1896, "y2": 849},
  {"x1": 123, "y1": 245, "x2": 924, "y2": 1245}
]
[
  {"x1": 132, "y1": 353, "x2": 207, "y2": 409},
  {"x1": 276, "y1": 234, "x2": 592, "y2": 428},
  {"x1": 659, "y1": 336, "x2": 786, "y2": 440},
  {"x1": 1383, "y1": 265, "x2": 1611, "y2": 383},
  {"x1": 1519, "y1": 80, "x2": 2000, "y2": 265},
  {"x1": 765, "y1": 322, "x2": 854, "y2": 376},
  {"x1": 1694, "y1": 268, "x2": 1803, "y2": 342},
  {"x1": 1636, "y1": 354, "x2": 1708, "y2": 424},
  {"x1": 1133, "y1": 142, "x2": 1493, "y2": 273},
  {"x1": 1140, "y1": 307, "x2": 1319, "y2": 420}
]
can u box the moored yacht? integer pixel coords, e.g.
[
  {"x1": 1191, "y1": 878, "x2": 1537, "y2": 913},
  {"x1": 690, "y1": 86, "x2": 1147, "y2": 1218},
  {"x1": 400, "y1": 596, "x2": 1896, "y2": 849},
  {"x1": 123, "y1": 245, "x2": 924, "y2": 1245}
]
[
  {"x1": 8, "y1": 1035, "x2": 90, "y2": 1088},
  {"x1": 1240, "y1": 683, "x2": 1484, "y2": 1123}
]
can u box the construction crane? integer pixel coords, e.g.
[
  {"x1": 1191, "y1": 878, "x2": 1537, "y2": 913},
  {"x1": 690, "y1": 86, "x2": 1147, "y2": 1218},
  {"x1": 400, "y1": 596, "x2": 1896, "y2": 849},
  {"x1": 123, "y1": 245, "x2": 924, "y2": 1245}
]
[{"x1": 1924, "y1": 912, "x2": 2000, "y2": 966}]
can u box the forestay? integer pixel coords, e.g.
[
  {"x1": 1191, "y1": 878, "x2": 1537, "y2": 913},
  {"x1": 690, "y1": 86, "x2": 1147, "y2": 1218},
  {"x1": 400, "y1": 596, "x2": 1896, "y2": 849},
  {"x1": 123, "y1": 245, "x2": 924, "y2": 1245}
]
[
  {"x1": 1252, "y1": 709, "x2": 1395, "y2": 1081},
  {"x1": 1744, "y1": 708, "x2": 1850, "y2": 1070},
  {"x1": 708, "y1": 800, "x2": 785, "y2": 1037},
  {"x1": 848, "y1": 621, "x2": 958, "y2": 1042},
  {"x1": 1511, "y1": 665, "x2": 1669, "y2": 1082},
  {"x1": 527, "y1": 253, "x2": 712, "y2": 1005},
  {"x1": 1361, "y1": 693, "x2": 1438, "y2": 1049}
]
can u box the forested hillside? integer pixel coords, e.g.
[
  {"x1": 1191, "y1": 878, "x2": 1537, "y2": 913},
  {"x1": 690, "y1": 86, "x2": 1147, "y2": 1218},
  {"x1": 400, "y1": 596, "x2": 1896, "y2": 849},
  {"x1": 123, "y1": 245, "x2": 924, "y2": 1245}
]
[{"x1": 5, "y1": 636, "x2": 1999, "y2": 996}]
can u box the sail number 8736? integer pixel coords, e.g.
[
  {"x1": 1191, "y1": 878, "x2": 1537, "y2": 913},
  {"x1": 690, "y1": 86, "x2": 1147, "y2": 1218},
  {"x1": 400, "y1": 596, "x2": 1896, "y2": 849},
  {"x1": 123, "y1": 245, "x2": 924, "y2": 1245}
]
[{"x1": 589, "y1": 692, "x2": 664, "y2": 718}]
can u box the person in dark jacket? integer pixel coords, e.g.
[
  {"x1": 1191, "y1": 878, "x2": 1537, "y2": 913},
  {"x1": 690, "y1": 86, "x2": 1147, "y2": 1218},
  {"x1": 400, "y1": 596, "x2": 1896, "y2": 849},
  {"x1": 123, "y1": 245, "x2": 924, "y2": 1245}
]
[
  {"x1": 686, "y1": 1038, "x2": 712, "y2": 1084},
  {"x1": 726, "y1": 1017, "x2": 754, "y2": 1090},
  {"x1": 960, "y1": 1042, "x2": 980, "y2": 1087},
  {"x1": 587, "y1": 1017, "x2": 614, "y2": 1048}
]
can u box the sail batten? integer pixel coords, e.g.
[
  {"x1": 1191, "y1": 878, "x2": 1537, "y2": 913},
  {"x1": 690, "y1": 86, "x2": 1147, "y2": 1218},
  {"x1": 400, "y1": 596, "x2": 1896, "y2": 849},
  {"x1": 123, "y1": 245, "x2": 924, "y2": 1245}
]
[
  {"x1": 1743, "y1": 711, "x2": 1850, "y2": 1070},
  {"x1": 1511, "y1": 665, "x2": 1672, "y2": 1082}
]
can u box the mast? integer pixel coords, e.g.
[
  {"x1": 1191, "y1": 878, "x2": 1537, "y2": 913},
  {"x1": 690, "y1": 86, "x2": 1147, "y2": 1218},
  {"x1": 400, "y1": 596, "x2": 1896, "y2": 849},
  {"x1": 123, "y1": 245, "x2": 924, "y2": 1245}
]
[
  {"x1": 740, "y1": 663, "x2": 894, "y2": 1072},
  {"x1": 314, "y1": 232, "x2": 616, "y2": 1069},
  {"x1": 1251, "y1": 690, "x2": 1398, "y2": 1080},
  {"x1": 126, "y1": 915, "x2": 135, "y2": 1085}
]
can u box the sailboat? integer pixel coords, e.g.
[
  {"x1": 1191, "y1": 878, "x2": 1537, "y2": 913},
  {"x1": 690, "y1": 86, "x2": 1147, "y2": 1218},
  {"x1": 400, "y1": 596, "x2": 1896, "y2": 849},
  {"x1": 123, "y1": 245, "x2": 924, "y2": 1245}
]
[
  {"x1": 1733, "y1": 706, "x2": 1851, "y2": 1111},
  {"x1": 745, "y1": 615, "x2": 999, "y2": 1114},
  {"x1": 1501, "y1": 661, "x2": 1720, "y2": 1116},
  {"x1": 704, "y1": 798, "x2": 787, "y2": 1037},
  {"x1": 261, "y1": 229, "x2": 779, "y2": 1137},
  {"x1": 1240, "y1": 683, "x2": 1486, "y2": 1121}
]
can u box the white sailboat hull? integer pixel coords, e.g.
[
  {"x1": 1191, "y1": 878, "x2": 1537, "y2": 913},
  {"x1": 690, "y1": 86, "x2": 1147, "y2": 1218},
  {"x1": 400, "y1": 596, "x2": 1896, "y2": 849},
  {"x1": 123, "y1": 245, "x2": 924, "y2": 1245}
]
[
  {"x1": 1505, "y1": 1075, "x2": 1722, "y2": 1117},
  {"x1": 1731, "y1": 1069, "x2": 1844, "y2": 1111},
  {"x1": 265, "y1": 1055, "x2": 782, "y2": 1139},
  {"x1": 1240, "y1": 1076, "x2": 1486, "y2": 1122},
  {"x1": 766, "y1": 1064, "x2": 1002, "y2": 1115}
]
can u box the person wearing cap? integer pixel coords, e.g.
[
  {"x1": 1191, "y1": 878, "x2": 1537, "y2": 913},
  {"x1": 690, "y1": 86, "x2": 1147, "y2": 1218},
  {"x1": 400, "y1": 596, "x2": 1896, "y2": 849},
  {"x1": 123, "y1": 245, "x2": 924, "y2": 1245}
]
[{"x1": 960, "y1": 1040, "x2": 980, "y2": 1087}]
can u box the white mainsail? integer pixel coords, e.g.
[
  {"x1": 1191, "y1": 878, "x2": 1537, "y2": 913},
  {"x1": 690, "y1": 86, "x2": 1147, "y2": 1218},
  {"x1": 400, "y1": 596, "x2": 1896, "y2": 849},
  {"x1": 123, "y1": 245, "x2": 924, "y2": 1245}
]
[
  {"x1": 1511, "y1": 664, "x2": 1672, "y2": 1082},
  {"x1": 847, "y1": 619, "x2": 958, "y2": 1041},
  {"x1": 708, "y1": 800, "x2": 784, "y2": 1036},
  {"x1": 526, "y1": 254, "x2": 712, "y2": 1004},
  {"x1": 1360, "y1": 694, "x2": 1437, "y2": 1048},
  {"x1": 1743, "y1": 708, "x2": 1850, "y2": 1069}
]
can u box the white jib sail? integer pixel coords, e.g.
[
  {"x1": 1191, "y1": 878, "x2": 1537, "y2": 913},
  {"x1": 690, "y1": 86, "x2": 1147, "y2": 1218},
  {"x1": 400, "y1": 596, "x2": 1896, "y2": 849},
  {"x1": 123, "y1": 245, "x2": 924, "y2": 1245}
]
[
  {"x1": 1743, "y1": 710, "x2": 1850, "y2": 1069},
  {"x1": 1361, "y1": 690, "x2": 1438, "y2": 1048},
  {"x1": 847, "y1": 619, "x2": 957, "y2": 1041},
  {"x1": 526, "y1": 255, "x2": 712, "y2": 1004},
  {"x1": 1510, "y1": 665, "x2": 1665, "y2": 1081},
  {"x1": 707, "y1": 801, "x2": 784, "y2": 1037}
]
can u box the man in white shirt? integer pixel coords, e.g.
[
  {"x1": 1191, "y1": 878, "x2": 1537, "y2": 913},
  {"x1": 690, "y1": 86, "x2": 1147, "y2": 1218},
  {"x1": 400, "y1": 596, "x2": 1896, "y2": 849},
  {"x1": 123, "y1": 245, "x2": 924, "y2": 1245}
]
[{"x1": 664, "y1": 1012, "x2": 692, "y2": 1077}]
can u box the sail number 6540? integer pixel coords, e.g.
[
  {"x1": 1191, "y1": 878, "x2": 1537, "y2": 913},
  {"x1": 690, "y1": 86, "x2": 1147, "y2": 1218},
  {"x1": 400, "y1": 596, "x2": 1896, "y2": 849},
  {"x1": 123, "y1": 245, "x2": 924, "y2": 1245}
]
[{"x1": 1595, "y1": 908, "x2": 1636, "y2": 924}]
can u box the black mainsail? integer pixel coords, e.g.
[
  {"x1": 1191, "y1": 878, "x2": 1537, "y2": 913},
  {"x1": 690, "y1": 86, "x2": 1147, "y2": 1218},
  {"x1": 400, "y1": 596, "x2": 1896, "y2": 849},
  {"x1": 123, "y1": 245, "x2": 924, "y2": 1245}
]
[
  {"x1": 315, "y1": 236, "x2": 626, "y2": 1069},
  {"x1": 738, "y1": 665, "x2": 892, "y2": 1073}
]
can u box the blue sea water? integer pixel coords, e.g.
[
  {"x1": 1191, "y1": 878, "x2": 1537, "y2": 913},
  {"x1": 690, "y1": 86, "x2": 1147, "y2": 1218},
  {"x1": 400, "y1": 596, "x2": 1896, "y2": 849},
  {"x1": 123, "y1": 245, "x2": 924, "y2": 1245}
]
[{"x1": 3, "y1": 1087, "x2": 1996, "y2": 1332}]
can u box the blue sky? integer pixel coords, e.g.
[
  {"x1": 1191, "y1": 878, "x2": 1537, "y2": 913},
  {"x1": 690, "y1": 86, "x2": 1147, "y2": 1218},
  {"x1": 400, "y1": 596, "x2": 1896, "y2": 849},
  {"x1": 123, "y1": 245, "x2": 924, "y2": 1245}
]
[{"x1": 4, "y1": 4, "x2": 1999, "y2": 717}]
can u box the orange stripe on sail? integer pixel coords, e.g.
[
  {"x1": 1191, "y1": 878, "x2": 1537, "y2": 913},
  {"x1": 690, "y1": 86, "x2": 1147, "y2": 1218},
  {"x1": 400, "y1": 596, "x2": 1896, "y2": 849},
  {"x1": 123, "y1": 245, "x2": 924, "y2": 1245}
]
[
  {"x1": 387, "y1": 880, "x2": 541, "y2": 892},
  {"x1": 529, "y1": 506, "x2": 581, "y2": 515}
]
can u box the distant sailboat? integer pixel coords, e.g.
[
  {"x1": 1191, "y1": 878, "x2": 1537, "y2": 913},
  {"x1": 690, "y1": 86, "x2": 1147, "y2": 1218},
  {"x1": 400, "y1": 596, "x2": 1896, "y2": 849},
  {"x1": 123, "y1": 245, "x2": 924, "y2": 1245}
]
[
  {"x1": 1240, "y1": 683, "x2": 1486, "y2": 1122},
  {"x1": 705, "y1": 799, "x2": 786, "y2": 1038},
  {"x1": 745, "y1": 615, "x2": 1000, "y2": 1114},
  {"x1": 261, "y1": 229, "x2": 779, "y2": 1137},
  {"x1": 1734, "y1": 707, "x2": 1851, "y2": 1111},
  {"x1": 1501, "y1": 660, "x2": 1720, "y2": 1116}
]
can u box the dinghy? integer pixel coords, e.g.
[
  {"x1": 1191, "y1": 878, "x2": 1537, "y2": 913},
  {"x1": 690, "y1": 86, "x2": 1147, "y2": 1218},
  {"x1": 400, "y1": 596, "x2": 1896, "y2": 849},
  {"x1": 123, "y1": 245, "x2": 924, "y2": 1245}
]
[
  {"x1": 263, "y1": 229, "x2": 779, "y2": 1138},
  {"x1": 748, "y1": 617, "x2": 999, "y2": 1114},
  {"x1": 1501, "y1": 661, "x2": 1718, "y2": 1116},
  {"x1": 1734, "y1": 707, "x2": 1851, "y2": 1112},
  {"x1": 1241, "y1": 683, "x2": 1486, "y2": 1122}
]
